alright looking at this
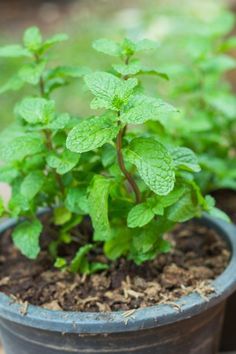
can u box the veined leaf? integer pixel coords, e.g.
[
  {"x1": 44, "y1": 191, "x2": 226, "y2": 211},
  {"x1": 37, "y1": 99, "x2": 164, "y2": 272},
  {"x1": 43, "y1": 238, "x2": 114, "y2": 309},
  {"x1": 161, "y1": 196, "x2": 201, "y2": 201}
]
[
  {"x1": 18, "y1": 61, "x2": 46, "y2": 85},
  {"x1": 170, "y1": 147, "x2": 201, "y2": 173},
  {"x1": 85, "y1": 72, "x2": 137, "y2": 110},
  {"x1": 92, "y1": 38, "x2": 121, "y2": 56},
  {"x1": 66, "y1": 115, "x2": 119, "y2": 153},
  {"x1": 88, "y1": 175, "x2": 111, "y2": 241},
  {"x1": 20, "y1": 171, "x2": 44, "y2": 200},
  {"x1": 15, "y1": 97, "x2": 55, "y2": 124},
  {"x1": 120, "y1": 94, "x2": 177, "y2": 126},
  {"x1": 46, "y1": 150, "x2": 80, "y2": 175},
  {"x1": 128, "y1": 203, "x2": 154, "y2": 228},
  {"x1": 0, "y1": 135, "x2": 43, "y2": 162},
  {"x1": 12, "y1": 219, "x2": 42, "y2": 259},
  {"x1": 126, "y1": 138, "x2": 175, "y2": 195}
]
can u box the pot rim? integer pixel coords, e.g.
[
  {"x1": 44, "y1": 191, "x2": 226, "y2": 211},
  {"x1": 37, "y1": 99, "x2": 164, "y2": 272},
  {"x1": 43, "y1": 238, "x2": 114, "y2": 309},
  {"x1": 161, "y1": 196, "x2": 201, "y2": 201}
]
[{"x1": 0, "y1": 216, "x2": 235, "y2": 334}]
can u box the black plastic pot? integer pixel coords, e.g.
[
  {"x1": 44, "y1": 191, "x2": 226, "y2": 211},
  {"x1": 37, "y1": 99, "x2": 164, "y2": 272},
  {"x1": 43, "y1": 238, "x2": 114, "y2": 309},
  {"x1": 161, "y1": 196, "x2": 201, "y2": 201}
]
[
  {"x1": 0, "y1": 217, "x2": 236, "y2": 354},
  {"x1": 220, "y1": 221, "x2": 236, "y2": 352}
]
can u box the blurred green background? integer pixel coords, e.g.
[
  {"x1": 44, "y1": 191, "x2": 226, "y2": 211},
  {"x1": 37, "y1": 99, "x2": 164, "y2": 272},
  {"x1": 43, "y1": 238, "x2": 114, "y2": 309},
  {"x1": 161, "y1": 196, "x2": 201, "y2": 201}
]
[{"x1": 0, "y1": 0, "x2": 235, "y2": 129}]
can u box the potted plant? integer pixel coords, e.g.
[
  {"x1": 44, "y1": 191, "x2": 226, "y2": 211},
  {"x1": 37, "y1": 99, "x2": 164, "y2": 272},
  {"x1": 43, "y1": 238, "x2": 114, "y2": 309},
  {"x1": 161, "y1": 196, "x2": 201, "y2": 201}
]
[{"x1": 0, "y1": 27, "x2": 235, "y2": 354}]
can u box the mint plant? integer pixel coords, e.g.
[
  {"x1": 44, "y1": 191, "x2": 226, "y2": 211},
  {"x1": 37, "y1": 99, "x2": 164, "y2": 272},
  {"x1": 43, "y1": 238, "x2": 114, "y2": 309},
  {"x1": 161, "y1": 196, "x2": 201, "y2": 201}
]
[
  {"x1": 0, "y1": 29, "x2": 228, "y2": 273},
  {"x1": 156, "y1": 17, "x2": 236, "y2": 193}
]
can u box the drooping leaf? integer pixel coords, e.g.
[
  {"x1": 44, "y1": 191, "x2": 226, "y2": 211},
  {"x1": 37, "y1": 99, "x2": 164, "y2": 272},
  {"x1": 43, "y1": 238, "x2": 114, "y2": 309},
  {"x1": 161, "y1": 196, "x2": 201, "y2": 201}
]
[
  {"x1": 208, "y1": 207, "x2": 231, "y2": 223},
  {"x1": 70, "y1": 244, "x2": 93, "y2": 273},
  {"x1": 88, "y1": 175, "x2": 111, "y2": 241},
  {"x1": 66, "y1": 114, "x2": 119, "y2": 153},
  {"x1": 20, "y1": 171, "x2": 44, "y2": 200},
  {"x1": 12, "y1": 219, "x2": 42, "y2": 259},
  {"x1": 126, "y1": 138, "x2": 175, "y2": 195}
]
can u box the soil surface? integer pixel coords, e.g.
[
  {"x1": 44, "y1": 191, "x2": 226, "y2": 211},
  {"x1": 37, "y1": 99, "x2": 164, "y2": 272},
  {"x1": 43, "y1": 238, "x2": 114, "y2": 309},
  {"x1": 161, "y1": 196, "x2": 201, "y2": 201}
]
[
  {"x1": 0, "y1": 218, "x2": 230, "y2": 312},
  {"x1": 213, "y1": 189, "x2": 236, "y2": 224}
]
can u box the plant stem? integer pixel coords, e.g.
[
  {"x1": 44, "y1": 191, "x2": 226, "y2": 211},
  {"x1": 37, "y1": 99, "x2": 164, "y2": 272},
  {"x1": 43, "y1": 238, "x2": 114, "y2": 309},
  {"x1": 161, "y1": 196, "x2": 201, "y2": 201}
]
[{"x1": 116, "y1": 122, "x2": 142, "y2": 204}]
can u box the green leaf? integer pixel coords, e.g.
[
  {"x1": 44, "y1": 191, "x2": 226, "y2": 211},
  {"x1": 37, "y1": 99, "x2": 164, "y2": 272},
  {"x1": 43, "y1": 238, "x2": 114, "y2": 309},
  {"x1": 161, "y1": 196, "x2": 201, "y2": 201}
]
[
  {"x1": 138, "y1": 68, "x2": 169, "y2": 80},
  {"x1": 127, "y1": 203, "x2": 154, "y2": 228},
  {"x1": 89, "y1": 262, "x2": 109, "y2": 274},
  {"x1": 0, "y1": 197, "x2": 4, "y2": 217},
  {"x1": 88, "y1": 175, "x2": 111, "y2": 241},
  {"x1": 92, "y1": 38, "x2": 121, "y2": 56},
  {"x1": 15, "y1": 97, "x2": 55, "y2": 124},
  {"x1": 130, "y1": 221, "x2": 170, "y2": 264},
  {"x1": 120, "y1": 94, "x2": 177, "y2": 126},
  {"x1": 104, "y1": 227, "x2": 132, "y2": 260},
  {"x1": 200, "y1": 55, "x2": 236, "y2": 73},
  {"x1": 0, "y1": 45, "x2": 31, "y2": 58},
  {"x1": 8, "y1": 192, "x2": 30, "y2": 217},
  {"x1": 47, "y1": 66, "x2": 90, "y2": 79},
  {"x1": 84, "y1": 71, "x2": 121, "y2": 109},
  {"x1": 135, "y1": 39, "x2": 159, "y2": 52},
  {"x1": 12, "y1": 219, "x2": 42, "y2": 259},
  {"x1": 65, "y1": 187, "x2": 89, "y2": 214},
  {"x1": 155, "y1": 186, "x2": 186, "y2": 208},
  {"x1": 113, "y1": 61, "x2": 141, "y2": 76},
  {"x1": 0, "y1": 76, "x2": 24, "y2": 94},
  {"x1": 208, "y1": 207, "x2": 231, "y2": 223},
  {"x1": 54, "y1": 257, "x2": 67, "y2": 269},
  {"x1": 167, "y1": 190, "x2": 200, "y2": 222},
  {"x1": 41, "y1": 33, "x2": 69, "y2": 53},
  {"x1": 170, "y1": 147, "x2": 201, "y2": 172},
  {"x1": 70, "y1": 244, "x2": 93, "y2": 273},
  {"x1": 18, "y1": 61, "x2": 46, "y2": 85},
  {"x1": 47, "y1": 113, "x2": 71, "y2": 130},
  {"x1": 23, "y1": 26, "x2": 42, "y2": 52},
  {"x1": 20, "y1": 171, "x2": 44, "y2": 200},
  {"x1": 0, "y1": 135, "x2": 43, "y2": 162},
  {"x1": 126, "y1": 138, "x2": 175, "y2": 195},
  {"x1": 0, "y1": 166, "x2": 19, "y2": 183},
  {"x1": 54, "y1": 207, "x2": 72, "y2": 226},
  {"x1": 47, "y1": 150, "x2": 79, "y2": 175},
  {"x1": 66, "y1": 114, "x2": 119, "y2": 153}
]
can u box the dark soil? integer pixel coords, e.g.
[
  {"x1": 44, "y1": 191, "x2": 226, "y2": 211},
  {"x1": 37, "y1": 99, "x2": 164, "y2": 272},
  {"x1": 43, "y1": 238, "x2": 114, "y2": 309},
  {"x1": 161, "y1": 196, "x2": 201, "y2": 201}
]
[
  {"x1": 0, "y1": 218, "x2": 230, "y2": 312},
  {"x1": 212, "y1": 189, "x2": 236, "y2": 223}
]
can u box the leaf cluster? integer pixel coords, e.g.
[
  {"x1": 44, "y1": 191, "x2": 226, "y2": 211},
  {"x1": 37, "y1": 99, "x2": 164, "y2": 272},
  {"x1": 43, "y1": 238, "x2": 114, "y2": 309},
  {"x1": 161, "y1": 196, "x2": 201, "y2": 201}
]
[{"x1": 0, "y1": 29, "x2": 227, "y2": 273}]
